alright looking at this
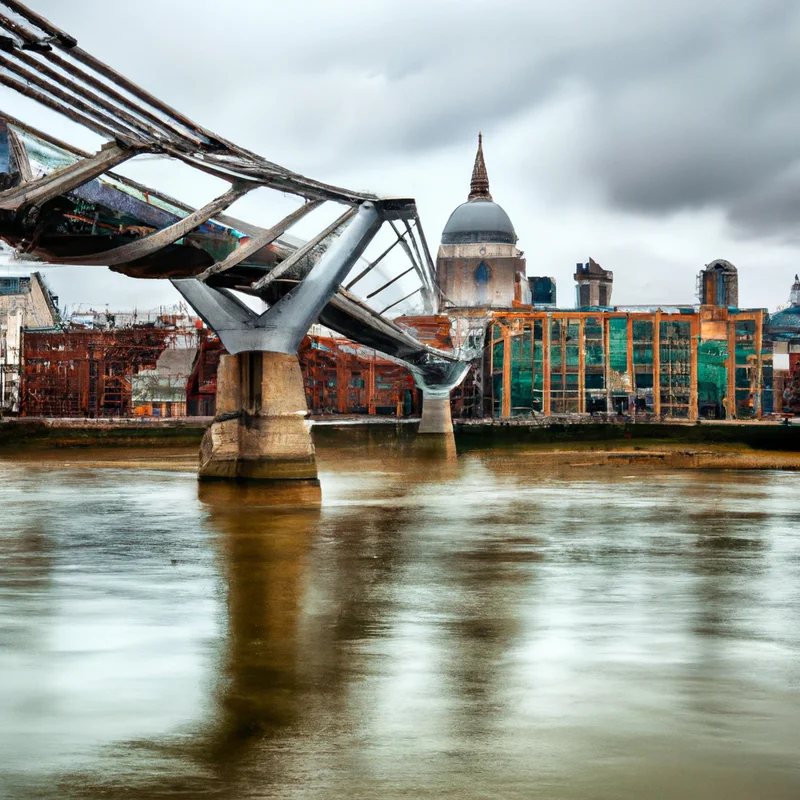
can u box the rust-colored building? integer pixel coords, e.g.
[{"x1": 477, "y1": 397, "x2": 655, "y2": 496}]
[
  {"x1": 20, "y1": 325, "x2": 419, "y2": 420},
  {"x1": 22, "y1": 327, "x2": 176, "y2": 418},
  {"x1": 299, "y1": 335, "x2": 417, "y2": 417}
]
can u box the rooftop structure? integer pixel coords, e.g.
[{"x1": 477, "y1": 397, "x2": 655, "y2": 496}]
[
  {"x1": 769, "y1": 275, "x2": 800, "y2": 341},
  {"x1": 575, "y1": 258, "x2": 613, "y2": 308},
  {"x1": 699, "y1": 259, "x2": 739, "y2": 308}
]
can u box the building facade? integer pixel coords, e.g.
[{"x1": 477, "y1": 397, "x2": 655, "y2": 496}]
[
  {"x1": 399, "y1": 136, "x2": 775, "y2": 422},
  {"x1": 770, "y1": 275, "x2": 800, "y2": 413},
  {"x1": 0, "y1": 271, "x2": 59, "y2": 413}
]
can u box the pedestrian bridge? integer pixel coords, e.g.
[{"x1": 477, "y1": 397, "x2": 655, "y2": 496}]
[{"x1": 0, "y1": 1, "x2": 471, "y2": 482}]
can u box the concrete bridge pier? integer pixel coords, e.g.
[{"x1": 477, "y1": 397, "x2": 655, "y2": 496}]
[
  {"x1": 173, "y1": 202, "x2": 382, "y2": 483},
  {"x1": 419, "y1": 395, "x2": 453, "y2": 435},
  {"x1": 412, "y1": 361, "x2": 471, "y2": 436},
  {"x1": 200, "y1": 351, "x2": 316, "y2": 482}
]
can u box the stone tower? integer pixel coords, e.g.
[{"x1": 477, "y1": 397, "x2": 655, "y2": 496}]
[
  {"x1": 699, "y1": 259, "x2": 739, "y2": 307},
  {"x1": 574, "y1": 258, "x2": 613, "y2": 307}
]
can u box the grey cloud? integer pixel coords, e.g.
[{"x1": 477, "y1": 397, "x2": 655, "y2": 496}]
[
  {"x1": 728, "y1": 163, "x2": 800, "y2": 243},
  {"x1": 8, "y1": 0, "x2": 800, "y2": 259}
]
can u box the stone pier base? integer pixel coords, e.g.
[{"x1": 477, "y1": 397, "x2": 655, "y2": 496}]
[
  {"x1": 199, "y1": 352, "x2": 318, "y2": 483},
  {"x1": 418, "y1": 395, "x2": 453, "y2": 435}
]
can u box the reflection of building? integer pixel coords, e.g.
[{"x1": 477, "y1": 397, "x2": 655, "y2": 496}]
[
  {"x1": 0, "y1": 272, "x2": 59, "y2": 414},
  {"x1": 398, "y1": 135, "x2": 775, "y2": 421}
]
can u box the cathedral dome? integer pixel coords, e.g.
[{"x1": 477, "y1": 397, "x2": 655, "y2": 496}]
[
  {"x1": 768, "y1": 274, "x2": 800, "y2": 340},
  {"x1": 441, "y1": 198, "x2": 516, "y2": 245},
  {"x1": 770, "y1": 306, "x2": 800, "y2": 333},
  {"x1": 440, "y1": 133, "x2": 517, "y2": 246}
]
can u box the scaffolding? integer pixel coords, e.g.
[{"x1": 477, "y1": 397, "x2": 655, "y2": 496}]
[{"x1": 22, "y1": 328, "x2": 175, "y2": 417}]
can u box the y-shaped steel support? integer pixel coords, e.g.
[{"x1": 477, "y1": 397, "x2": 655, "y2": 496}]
[
  {"x1": 172, "y1": 202, "x2": 382, "y2": 355},
  {"x1": 171, "y1": 202, "x2": 383, "y2": 483}
]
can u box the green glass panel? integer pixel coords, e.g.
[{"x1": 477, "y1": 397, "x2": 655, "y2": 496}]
[
  {"x1": 585, "y1": 373, "x2": 604, "y2": 390},
  {"x1": 735, "y1": 366, "x2": 750, "y2": 388},
  {"x1": 522, "y1": 326, "x2": 533, "y2": 358},
  {"x1": 632, "y1": 320, "x2": 653, "y2": 341},
  {"x1": 697, "y1": 339, "x2": 727, "y2": 413},
  {"x1": 735, "y1": 344, "x2": 755, "y2": 363},
  {"x1": 633, "y1": 344, "x2": 653, "y2": 366},
  {"x1": 493, "y1": 339, "x2": 504, "y2": 372},
  {"x1": 585, "y1": 344, "x2": 604, "y2": 366},
  {"x1": 550, "y1": 336, "x2": 562, "y2": 368},
  {"x1": 609, "y1": 318, "x2": 628, "y2": 373},
  {"x1": 492, "y1": 373, "x2": 503, "y2": 415},
  {"x1": 511, "y1": 333, "x2": 524, "y2": 362}
]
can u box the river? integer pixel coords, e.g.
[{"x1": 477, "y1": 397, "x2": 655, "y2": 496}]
[{"x1": 2, "y1": 432, "x2": 800, "y2": 798}]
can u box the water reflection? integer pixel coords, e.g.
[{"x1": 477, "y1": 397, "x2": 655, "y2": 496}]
[
  {"x1": 199, "y1": 483, "x2": 320, "y2": 792},
  {"x1": 2, "y1": 442, "x2": 800, "y2": 798}
]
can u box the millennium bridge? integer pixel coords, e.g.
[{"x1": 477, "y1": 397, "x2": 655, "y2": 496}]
[{"x1": 0, "y1": 1, "x2": 470, "y2": 482}]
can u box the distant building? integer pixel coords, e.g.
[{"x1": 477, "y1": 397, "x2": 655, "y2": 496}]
[
  {"x1": 398, "y1": 135, "x2": 774, "y2": 421},
  {"x1": 699, "y1": 259, "x2": 739, "y2": 308},
  {"x1": 22, "y1": 328, "x2": 179, "y2": 418},
  {"x1": 0, "y1": 272, "x2": 59, "y2": 414},
  {"x1": 768, "y1": 275, "x2": 800, "y2": 413},
  {"x1": 575, "y1": 258, "x2": 613, "y2": 308},
  {"x1": 528, "y1": 276, "x2": 557, "y2": 307},
  {"x1": 436, "y1": 134, "x2": 529, "y2": 309},
  {"x1": 132, "y1": 346, "x2": 199, "y2": 418}
]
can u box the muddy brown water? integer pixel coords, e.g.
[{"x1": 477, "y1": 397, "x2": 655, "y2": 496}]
[{"x1": 2, "y1": 433, "x2": 800, "y2": 798}]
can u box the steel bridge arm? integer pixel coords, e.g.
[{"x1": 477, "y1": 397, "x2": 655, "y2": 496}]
[{"x1": 172, "y1": 202, "x2": 383, "y2": 356}]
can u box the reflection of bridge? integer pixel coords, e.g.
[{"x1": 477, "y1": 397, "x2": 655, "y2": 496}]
[{"x1": 0, "y1": 2, "x2": 468, "y2": 482}]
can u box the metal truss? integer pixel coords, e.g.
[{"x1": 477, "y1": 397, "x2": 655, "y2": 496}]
[{"x1": 0, "y1": 1, "x2": 439, "y2": 317}]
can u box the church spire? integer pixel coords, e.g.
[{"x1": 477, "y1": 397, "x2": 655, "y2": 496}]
[
  {"x1": 468, "y1": 132, "x2": 492, "y2": 201},
  {"x1": 790, "y1": 274, "x2": 800, "y2": 306}
]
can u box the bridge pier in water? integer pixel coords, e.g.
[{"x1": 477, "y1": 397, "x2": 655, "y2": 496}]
[
  {"x1": 412, "y1": 361, "x2": 471, "y2": 440},
  {"x1": 419, "y1": 394, "x2": 454, "y2": 434},
  {"x1": 174, "y1": 202, "x2": 384, "y2": 484},
  {"x1": 200, "y1": 351, "x2": 317, "y2": 483}
]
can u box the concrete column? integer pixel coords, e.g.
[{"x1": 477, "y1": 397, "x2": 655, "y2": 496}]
[
  {"x1": 411, "y1": 359, "x2": 470, "y2": 438},
  {"x1": 199, "y1": 352, "x2": 317, "y2": 483},
  {"x1": 418, "y1": 394, "x2": 453, "y2": 434}
]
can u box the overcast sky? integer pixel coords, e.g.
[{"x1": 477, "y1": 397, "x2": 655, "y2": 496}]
[{"x1": 2, "y1": 0, "x2": 799, "y2": 313}]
